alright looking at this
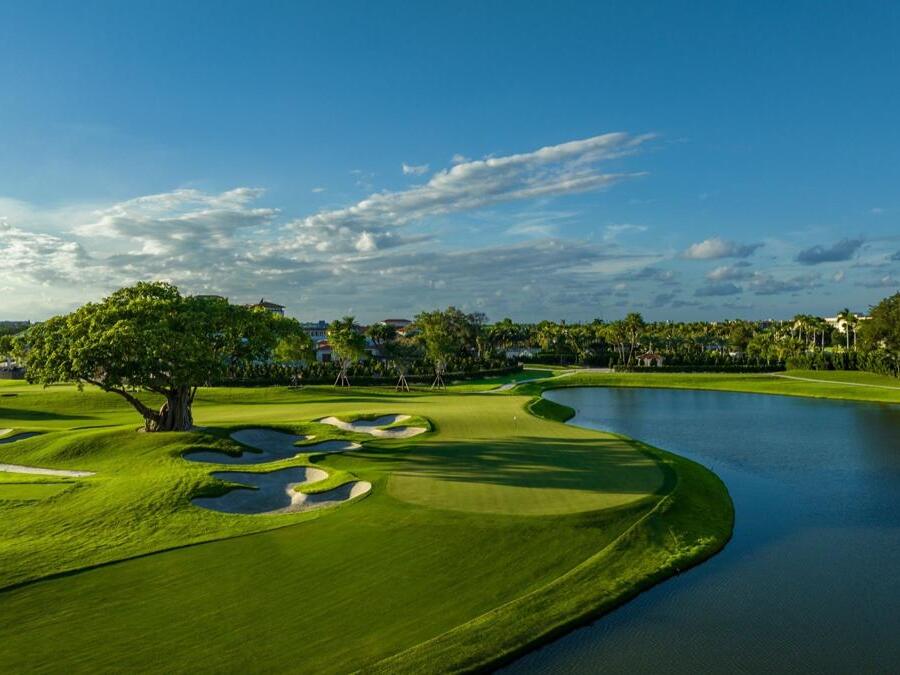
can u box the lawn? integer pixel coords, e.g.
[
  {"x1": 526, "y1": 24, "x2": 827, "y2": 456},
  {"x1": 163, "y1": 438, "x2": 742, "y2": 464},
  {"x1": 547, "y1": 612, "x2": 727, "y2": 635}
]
[{"x1": 0, "y1": 377, "x2": 730, "y2": 672}]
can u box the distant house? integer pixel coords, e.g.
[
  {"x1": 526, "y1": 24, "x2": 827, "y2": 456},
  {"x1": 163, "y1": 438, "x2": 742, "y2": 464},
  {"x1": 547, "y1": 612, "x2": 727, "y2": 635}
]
[
  {"x1": 301, "y1": 320, "x2": 329, "y2": 341},
  {"x1": 380, "y1": 318, "x2": 415, "y2": 337},
  {"x1": 315, "y1": 341, "x2": 333, "y2": 363},
  {"x1": 636, "y1": 351, "x2": 665, "y2": 367},
  {"x1": 381, "y1": 318, "x2": 412, "y2": 329},
  {"x1": 0, "y1": 363, "x2": 26, "y2": 380},
  {"x1": 247, "y1": 299, "x2": 285, "y2": 317},
  {"x1": 505, "y1": 347, "x2": 538, "y2": 360},
  {"x1": 825, "y1": 313, "x2": 870, "y2": 333}
]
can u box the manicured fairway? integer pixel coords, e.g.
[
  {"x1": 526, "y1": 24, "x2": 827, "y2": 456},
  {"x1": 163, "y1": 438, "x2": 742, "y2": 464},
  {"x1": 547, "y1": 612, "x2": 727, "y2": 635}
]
[{"x1": 0, "y1": 376, "x2": 729, "y2": 672}]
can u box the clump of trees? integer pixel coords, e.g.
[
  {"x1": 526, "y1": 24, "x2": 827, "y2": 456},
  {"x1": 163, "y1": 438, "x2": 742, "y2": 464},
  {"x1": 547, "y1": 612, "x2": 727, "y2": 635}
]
[
  {"x1": 855, "y1": 292, "x2": 899, "y2": 376},
  {"x1": 17, "y1": 282, "x2": 305, "y2": 431}
]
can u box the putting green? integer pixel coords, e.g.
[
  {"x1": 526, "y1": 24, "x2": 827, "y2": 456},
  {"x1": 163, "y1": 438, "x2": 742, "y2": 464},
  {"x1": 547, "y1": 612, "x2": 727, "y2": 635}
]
[{"x1": 387, "y1": 438, "x2": 667, "y2": 515}]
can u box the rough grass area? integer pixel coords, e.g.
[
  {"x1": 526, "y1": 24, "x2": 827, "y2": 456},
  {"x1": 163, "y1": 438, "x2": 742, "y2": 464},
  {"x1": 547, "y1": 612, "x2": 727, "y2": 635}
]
[{"x1": 0, "y1": 377, "x2": 731, "y2": 672}]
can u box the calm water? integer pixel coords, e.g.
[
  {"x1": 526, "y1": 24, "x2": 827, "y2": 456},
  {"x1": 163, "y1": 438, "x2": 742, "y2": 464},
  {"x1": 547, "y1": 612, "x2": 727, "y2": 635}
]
[{"x1": 507, "y1": 387, "x2": 900, "y2": 674}]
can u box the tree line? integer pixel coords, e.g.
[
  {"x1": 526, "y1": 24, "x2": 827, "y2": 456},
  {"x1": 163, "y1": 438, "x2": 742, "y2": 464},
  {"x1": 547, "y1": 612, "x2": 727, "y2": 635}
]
[{"x1": 5, "y1": 282, "x2": 898, "y2": 432}]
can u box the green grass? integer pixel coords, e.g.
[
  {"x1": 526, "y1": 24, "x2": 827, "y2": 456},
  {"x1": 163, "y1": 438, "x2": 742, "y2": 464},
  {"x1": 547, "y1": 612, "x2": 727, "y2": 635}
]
[
  {"x1": 0, "y1": 377, "x2": 732, "y2": 672},
  {"x1": 0, "y1": 480, "x2": 73, "y2": 502},
  {"x1": 515, "y1": 369, "x2": 900, "y2": 404}
]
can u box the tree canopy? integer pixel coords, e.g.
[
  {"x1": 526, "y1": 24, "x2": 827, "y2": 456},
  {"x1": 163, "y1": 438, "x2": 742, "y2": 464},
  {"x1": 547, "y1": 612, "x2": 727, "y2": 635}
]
[{"x1": 18, "y1": 282, "x2": 301, "y2": 431}]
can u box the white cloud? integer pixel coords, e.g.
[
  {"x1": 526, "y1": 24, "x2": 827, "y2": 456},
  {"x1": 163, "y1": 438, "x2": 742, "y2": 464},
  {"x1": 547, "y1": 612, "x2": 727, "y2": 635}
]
[
  {"x1": 706, "y1": 263, "x2": 753, "y2": 282},
  {"x1": 401, "y1": 163, "x2": 430, "y2": 176},
  {"x1": 603, "y1": 223, "x2": 647, "y2": 241},
  {"x1": 682, "y1": 237, "x2": 763, "y2": 260},
  {"x1": 278, "y1": 132, "x2": 653, "y2": 256},
  {"x1": 312, "y1": 187, "x2": 326, "y2": 193},
  {"x1": 0, "y1": 221, "x2": 94, "y2": 284},
  {"x1": 74, "y1": 187, "x2": 276, "y2": 256}
]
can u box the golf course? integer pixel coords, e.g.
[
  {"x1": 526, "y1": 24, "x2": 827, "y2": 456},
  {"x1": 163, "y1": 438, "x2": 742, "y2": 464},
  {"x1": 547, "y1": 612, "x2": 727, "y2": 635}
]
[
  {"x1": 4, "y1": 366, "x2": 897, "y2": 672},
  {"x1": 0, "y1": 367, "x2": 739, "y2": 673}
]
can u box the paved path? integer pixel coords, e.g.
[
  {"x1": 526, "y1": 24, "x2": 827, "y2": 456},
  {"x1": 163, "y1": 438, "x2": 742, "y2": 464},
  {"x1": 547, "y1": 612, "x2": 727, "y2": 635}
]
[
  {"x1": 483, "y1": 368, "x2": 611, "y2": 393},
  {"x1": 772, "y1": 373, "x2": 900, "y2": 391}
]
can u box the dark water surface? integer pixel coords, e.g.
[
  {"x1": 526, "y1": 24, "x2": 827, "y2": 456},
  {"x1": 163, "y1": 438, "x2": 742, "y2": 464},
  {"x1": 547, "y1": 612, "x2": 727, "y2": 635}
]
[{"x1": 506, "y1": 387, "x2": 900, "y2": 674}]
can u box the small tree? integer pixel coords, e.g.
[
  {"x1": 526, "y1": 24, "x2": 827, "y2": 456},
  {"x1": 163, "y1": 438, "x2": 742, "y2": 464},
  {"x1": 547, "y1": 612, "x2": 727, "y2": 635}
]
[
  {"x1": 415, "y1": 310, "x2": 459, "y2": 389},
  {"x1": 17, "y1": 282, "x2": 293, "y2": 432},
  {"x1": 327, "y1": 316, "x2": 366, "y2": 387}
]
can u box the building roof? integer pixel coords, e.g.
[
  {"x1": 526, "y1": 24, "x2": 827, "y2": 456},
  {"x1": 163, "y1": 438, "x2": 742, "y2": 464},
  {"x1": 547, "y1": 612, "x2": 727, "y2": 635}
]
[{"x1": 249, "y1": 298, "x2": 285, "y2": 309}]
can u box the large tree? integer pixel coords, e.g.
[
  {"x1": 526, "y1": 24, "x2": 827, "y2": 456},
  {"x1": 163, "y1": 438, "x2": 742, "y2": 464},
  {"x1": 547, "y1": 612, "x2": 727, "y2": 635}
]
[
  {"x1": 859, "y1": 293, "x2": 900, "y2": 353},
  {"x1": 18, "y1": 282, "x2": 296, "y2": 432},
  {"x1": 414, "y1": 309, "x2": 461, "y2": 388}
]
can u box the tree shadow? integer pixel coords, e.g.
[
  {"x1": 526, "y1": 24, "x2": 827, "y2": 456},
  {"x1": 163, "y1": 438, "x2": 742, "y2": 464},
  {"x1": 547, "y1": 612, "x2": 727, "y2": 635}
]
[
  {"x1": 0, "y1": 406, "x2": 94, "y2": 421},
  {"x1": 367, "y1": 435, "x2": 675, "y2": 496}
]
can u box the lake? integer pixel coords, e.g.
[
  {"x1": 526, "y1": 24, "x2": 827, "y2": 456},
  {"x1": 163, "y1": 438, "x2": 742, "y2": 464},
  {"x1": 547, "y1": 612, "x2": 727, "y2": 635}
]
[{"x1": 507, "y1": 387, "x2": 900, "y2": 673}]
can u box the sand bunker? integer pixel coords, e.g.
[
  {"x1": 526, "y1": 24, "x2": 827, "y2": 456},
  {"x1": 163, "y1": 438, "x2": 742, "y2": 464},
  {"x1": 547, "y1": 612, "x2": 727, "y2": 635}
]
[
  {"x1": 0, "y1": 464, "x2": 94, "y2": 478},
  {"x1": 185, "y1": 429, "x2": 362, "y2": 465},
  {"x1": 319, "y1": 414, "x2": 426, "y2": 439},
  {"x1": 191, "y1": 465, "x2": 370, "y2": 514},
  {"x1": 0, "y1": 429, "x2": 10, "y2": 438}
]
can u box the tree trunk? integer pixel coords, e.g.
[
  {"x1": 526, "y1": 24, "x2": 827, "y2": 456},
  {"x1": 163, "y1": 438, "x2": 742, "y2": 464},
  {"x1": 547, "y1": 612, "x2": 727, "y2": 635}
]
[{"x1": 146, "y1": 386, "x2": 194, "y2": 432}]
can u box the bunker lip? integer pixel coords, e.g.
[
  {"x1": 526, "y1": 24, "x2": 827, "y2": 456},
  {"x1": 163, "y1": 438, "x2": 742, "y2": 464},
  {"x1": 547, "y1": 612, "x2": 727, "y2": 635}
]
[
  {"x1": 0, "y1": 464, "x2": 95, "y2": 478},
  {"x1": 319, "y1": 414, "x2": 427, "y2": 439},
  {"x1": 184, "y1": 429, "x2": 362, "y2": 465},
  {"x1": 191, "y1": 465, "x2": 371, "y2": 514}
]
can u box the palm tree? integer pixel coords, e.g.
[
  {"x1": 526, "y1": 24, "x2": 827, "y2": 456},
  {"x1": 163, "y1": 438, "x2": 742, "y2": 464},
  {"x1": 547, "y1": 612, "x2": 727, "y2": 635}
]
[{"x1": 837, "y1": 308, "x2": 854, "y2": 351}]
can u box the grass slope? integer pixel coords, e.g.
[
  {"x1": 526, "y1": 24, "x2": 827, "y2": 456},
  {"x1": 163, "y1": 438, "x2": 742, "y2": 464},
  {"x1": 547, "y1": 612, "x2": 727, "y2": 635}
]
[{"x1": 0, "y1": 377, "x2": 731, "y2": 672}]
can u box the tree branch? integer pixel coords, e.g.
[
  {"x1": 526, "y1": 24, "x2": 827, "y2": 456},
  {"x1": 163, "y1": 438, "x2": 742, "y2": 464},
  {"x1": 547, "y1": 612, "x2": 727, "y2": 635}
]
[{"x1": 83, "y1": 378, "x2": 158, "y2": 421}]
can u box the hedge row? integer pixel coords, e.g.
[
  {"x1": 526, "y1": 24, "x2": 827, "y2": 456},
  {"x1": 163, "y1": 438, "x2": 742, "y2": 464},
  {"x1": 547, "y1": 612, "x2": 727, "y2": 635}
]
[{"x1": 214, "y1": 364, "x2": 523, "y2": 387}]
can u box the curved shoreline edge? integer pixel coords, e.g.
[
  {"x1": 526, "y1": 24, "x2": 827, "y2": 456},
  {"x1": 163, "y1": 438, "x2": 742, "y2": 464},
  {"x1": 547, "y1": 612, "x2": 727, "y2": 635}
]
[{"x1": 369, "y1": 387, "x2": 735, "y2": 674}]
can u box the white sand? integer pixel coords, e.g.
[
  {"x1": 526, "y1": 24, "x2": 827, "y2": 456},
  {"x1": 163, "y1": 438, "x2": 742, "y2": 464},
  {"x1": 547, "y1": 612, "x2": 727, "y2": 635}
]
[
  {"x1": 319, "y1": 414, "x2": 426, "y2": 439},
  {"x1": 185, "y1": 429, "x2": 361, "y2": 465},
  {"x1": 0, "y1": 429, "x2": 10, "y2": 438},
  {"x1": 191, "y1": 465, "x2": 371, "y2": 514},
  {"x1": 0, "y1": 464, "x2": 95, "y2": 477}
]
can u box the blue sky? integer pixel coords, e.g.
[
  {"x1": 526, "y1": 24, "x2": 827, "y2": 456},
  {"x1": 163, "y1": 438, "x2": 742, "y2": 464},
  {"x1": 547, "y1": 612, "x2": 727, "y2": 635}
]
[{"x1": 1, "y1": 1, "x2": 898, "y2": 322}]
